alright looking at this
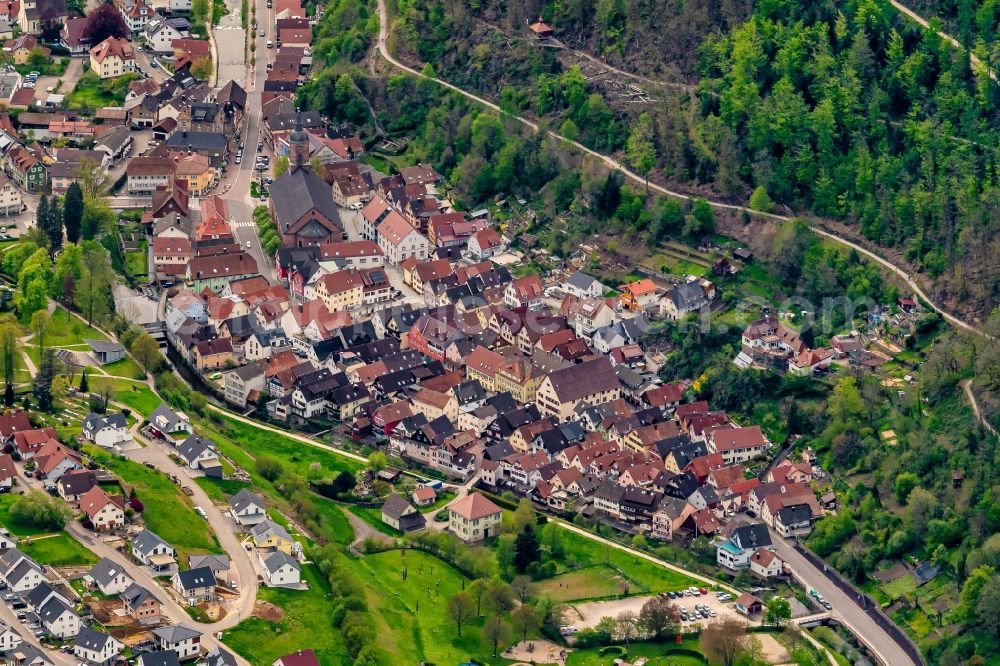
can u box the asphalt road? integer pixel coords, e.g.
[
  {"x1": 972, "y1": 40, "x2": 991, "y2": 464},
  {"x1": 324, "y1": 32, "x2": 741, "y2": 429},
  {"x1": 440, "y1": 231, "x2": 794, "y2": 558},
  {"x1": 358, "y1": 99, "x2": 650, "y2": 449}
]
[
  {"x1": 768, "y1": 533, "x2": 917, "y2": 666},
  {"x1": 214, "y1": 0, "x2": 247, "y2": 87}
]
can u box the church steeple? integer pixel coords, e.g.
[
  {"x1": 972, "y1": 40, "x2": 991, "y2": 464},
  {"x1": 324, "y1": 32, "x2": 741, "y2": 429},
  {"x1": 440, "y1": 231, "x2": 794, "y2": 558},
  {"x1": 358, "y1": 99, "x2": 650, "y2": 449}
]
[{"x1": 289, "y1": 109, "x2": 309, "y2": 168}]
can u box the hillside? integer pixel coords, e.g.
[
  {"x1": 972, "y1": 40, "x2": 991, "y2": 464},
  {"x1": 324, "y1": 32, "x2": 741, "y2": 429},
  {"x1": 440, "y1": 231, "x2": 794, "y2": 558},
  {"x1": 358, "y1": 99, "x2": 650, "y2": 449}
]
[{"x1": 383, "y1": 0, "x2": 1000, "y2": 320}]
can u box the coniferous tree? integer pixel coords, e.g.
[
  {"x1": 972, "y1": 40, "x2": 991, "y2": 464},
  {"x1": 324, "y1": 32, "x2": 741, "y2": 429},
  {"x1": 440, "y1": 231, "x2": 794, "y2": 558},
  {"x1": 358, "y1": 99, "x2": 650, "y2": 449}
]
[
  {"x1": 63, "y1": 183, "x2": 84, "y2": 243},
  {"x1": 46, "y1": 197, "x2": 63, "y2": 252}
]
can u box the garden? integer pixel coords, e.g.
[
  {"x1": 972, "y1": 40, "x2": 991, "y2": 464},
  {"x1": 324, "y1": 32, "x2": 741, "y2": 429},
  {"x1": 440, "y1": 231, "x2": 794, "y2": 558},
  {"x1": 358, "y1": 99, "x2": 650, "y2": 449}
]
[{"x1": 66, "y1": 70, "x2": 140, "y2": 108}]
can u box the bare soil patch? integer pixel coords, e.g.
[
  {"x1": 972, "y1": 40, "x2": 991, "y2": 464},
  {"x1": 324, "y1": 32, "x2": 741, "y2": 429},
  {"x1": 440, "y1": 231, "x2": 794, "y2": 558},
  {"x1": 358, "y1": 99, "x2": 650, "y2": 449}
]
[{"x1": 253, "y1": 600, "x2": 284, "y2": 622}]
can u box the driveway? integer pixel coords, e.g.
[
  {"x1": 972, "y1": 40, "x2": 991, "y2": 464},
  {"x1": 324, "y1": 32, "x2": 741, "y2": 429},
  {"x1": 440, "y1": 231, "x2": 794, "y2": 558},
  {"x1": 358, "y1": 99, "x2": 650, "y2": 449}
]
[{"x1": 32, "y1": 57, "x2": 85, "y2": 104}]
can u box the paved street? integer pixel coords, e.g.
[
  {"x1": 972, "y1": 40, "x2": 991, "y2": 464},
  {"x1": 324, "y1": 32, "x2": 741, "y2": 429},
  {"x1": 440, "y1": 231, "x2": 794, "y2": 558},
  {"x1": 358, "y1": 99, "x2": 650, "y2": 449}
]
[
  {"x1": 214, "y1": 0, "x2": 247, "y2": 87},
  {"x1": 769, "y1": 532, "x2": 918, "y2": 666}
]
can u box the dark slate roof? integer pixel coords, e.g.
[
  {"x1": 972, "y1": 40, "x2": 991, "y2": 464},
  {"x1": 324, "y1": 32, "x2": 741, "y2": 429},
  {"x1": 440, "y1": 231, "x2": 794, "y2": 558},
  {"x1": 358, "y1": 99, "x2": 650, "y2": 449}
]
[
  {"x1": 89, "y1": 557, "x2": 130, "y2": 587},
  {"x1": 380, "y1": 494, "x2": 414, "y2": 521},
  {"x1": 122, "y1": 582, "x2": 156, "y2": 608},
  {"x1": 132, "y1": 529, "x2": 172, "y2": 555},
  {"x1": 730, "y1": 524, "x2": 772, "y2": 550},
  {"x1": 139, "y1": 650, "x2": 181, "y2": 666},
  {"x1": 165, "y1": 131, "x2": 228, "y2": 151},
  {"x1": 38, "y1": 597, "x2": 75, "y2": 625},
  {"x1": 173, "y1": 567, "x2": 214, "y2": 592},
  {"x1": 153, "y1": 624, "x2": 202, "y2": 643},
  {"x1": 229, "y1": 488, "x2": 265, "y2": 513},
  {"x1": 270, "y1": 166, "x2": 341, "y2": 232},
  {"x1": 73, "y1": 625, "x2": 113, "y2": 651}
]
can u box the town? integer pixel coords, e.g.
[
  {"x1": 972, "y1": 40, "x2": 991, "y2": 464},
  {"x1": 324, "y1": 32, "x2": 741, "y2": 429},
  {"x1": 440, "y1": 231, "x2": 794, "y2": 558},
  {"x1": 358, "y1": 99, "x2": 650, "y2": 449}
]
[{"x1": 0, "y1": 0, "x2": 978, "y2": 663}]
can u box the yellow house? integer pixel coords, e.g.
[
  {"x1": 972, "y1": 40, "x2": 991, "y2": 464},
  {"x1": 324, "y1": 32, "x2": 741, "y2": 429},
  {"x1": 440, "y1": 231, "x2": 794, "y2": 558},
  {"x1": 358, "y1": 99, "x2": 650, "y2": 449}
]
[
  {"x1": 495, "y1": 358, "x2": 543, "y2": 404},
  {"x1": 410, "y1": 388, "x2": 457, "y2": 422},
  {"x1": 313, "y1": 270, "x2": 363, "y2": 312},
  {"x1": 249, "y1": 519, "x2": 299, "y2": 555},
  {"x1": 173, "y1": 152, "x2": 216, "y2": 195},
  {"x1": 464, "y1": 345, "x2": 503, "y2": 392},
  {"x1": 89, "y1": 37, "x2": 136, "y2": 79},
  {"x1": 448, "y1": 493, "x2": 502, "y2": 543}
]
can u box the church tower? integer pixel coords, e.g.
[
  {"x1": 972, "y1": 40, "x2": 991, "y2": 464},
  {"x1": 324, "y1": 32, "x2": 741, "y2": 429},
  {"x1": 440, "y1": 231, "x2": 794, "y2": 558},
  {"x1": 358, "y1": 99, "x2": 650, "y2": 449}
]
[{"x1": 289, "y1": 109, "x2": 309, "y2": 168}]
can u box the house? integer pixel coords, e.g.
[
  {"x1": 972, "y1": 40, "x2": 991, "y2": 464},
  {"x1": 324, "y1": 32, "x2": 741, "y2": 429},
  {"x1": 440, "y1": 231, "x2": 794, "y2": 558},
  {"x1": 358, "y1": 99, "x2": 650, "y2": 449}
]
[
  {"x1": 73, "y1": 627, "x2": 121, "y2": 665},
  {"x1": 228, "y1": 489, "x2": 267, "y2": 526},
  {"x1": 18, "y1": 0, "x2": 68, "y2": 34},
  {"x1": 57, "y1": 469, "x2": 97, "y2": 502},
  {"x1": 89, "y1": 37, "x2": 136, "y2": 79},
  {"x1": 127, "y1": 156, "x2": 176, "y2": 195},
  {"x1": 466, "y1": 228, "x2": 505, "y2": 260},
  {"x1": 662, "y1": 282, "x2": 708, "y2": 320},
  {"x1": 260, "y1": 550, "x2": 301, "y2": 586},
  {"x1": 38, "y1": 597, "x2": 80, "y2": 639},
  {"x1": 176, "y1": 435, "x2": 220, "y2": 474},
  {"x1": 4, "y1": 144, "x2": 46, "y2": 191},
  {"x1": 0, "y1": 174, "x2": 21, "y2": 216},
  {"x1": 119, "y1": 0, "x2": 153, "y2": 32},
  {"x1": 131, "y1": 529, "x2": 176, "y2": 570},
  {"x1": 122, "y1": 583, "x2": 163, "y2": 623},
  {"x1": 447, "y1": 492, "x2": 501, "y2": 542},
  {"x1": 60, "y1": 15, "x2": 89, "y2": 54},
  {"x1": 399, "y1": 164, "x2": 440, "y2": 186},
  {"x1": 249, "y1": 519, "x2": 299, "y2": 555},
  {"x1": 412, "y1": 485, "x2": 436, "y2": 507},
  {"x1": 138, "y1": 651, "x2": 181, "y2": 666},
  {"x1": 147, "y1": 403, "x2": 194, "y2": 440},
  {"x1": 33, "y1": 441, "x2": 81, "y2": 482},
  {"x1": 192, "y1": 338, "x2": 235, "y2": 371},
  {"x1": 3, "y1": 34, "x2": 48, "y2": 64},
  {"x1": 562, "y1": 271, "x2": 606, "y2": 298},
  {"x1": 749, "y1": 548, "x2": 784, "y2": 578},
  {"x1": 152, "y1": 625, "x2": 202, "y2": 660},
  {"x1": 708, "y1": 426, "x2": 770, "y2": 465},
  {"x1": 716, "y1": 524, "x2": 772, "y2": 571},
  {"x1": 171, "y1": 567, "x2": 216, "y2": 605},
  {"x1": 85, "y1": 558, "x2": 133, "y2": 596},
  {"x1": 203, "y1": 648, "x2": 238, "y2": 666},
  {"x1": 734, "y1": 593, "x2": 763, "y2": 617},
  {"x1": 24, "y1": 581, "x2": 70, "y2": 614},
  {"x1": 94, "y1": 126, "x2": 133, "y2": 162},
  {"x1": 619, "y1": 279, "x2": 660, "y2": 313},
  {"x1": 84, "y1": 339, "x2": 125, "y2": 365},
  {"x1": 79, "y1": 486, "x2": 125, "y2": 531},
  {"x1": 81, "y1": 412, "x2": 131, "y2": 448},
  {"x1": 380, "y1": 494, "x2": 426, "y2": 532},
  {"x1": 144, "y1": 14, "x2": 186, "y2": 54},
  {"x1": 0, "y1": 549, "x2": 43, "y2": 592},
  {"x1": 376, "y1": 210, "x2": 429, "y2": 265},
  {"x1": 535, "y1": 356, "x2": 622, "y2": 422},
  {"x1": 187, "y1": 252, "x2": 259, "y2": 292},
  {"x1": 224, "y1": 365, "x2": 264, "y2": 409},
  {"x1": 0, "y1": 620, "x2": 21, "y2": 653},
  {"x1": 505, "y1": 276, "x2": 544, "y2": 309}
]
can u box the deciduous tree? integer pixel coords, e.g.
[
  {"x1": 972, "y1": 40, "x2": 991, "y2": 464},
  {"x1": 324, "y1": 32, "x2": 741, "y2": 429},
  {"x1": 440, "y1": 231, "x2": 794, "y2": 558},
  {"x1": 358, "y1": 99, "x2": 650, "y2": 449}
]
[
  {"x1": 638, "y1": 595, "x2": 675, "y2": 640},
  {"x1": 446, "y1": 592, "x2": 475, "y2": 637},
  {"x1": 482, "y1": 615, "x2": 509, "y2": 657},
  {"x1": 510, "y1": 603, "x2": 542, "y2": 642},
  {"x1": 83, "y1": 4, "x2": 130, "y2": 44},
  {"x1": 700, "y1": 619, "x2": 751, "y2": 666}
]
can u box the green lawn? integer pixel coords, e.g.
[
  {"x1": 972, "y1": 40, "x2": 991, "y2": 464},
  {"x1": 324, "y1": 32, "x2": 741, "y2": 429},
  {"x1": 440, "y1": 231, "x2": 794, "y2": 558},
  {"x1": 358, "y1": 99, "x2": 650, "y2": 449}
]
[
  {"x1": 103, "y1": 356, "x2": 147, "y2": 380},
  {"x1": 313, "y1": 500, "x2": 355, "y2": 546},
  {"x1": 351, "y1": 549, "x2": 527, "y2": 664},
  {"x1": 0, "y1": 494, "x2": 54, "y2": 536},
  {"x1": 529, "y1": 564, "x2": 649, "y2": 602},
  {"x1": 84, "y1": 447, "x2": 220, "y2": 562},
  {"x1": 557, "y1": 525, "x2": 705, "y2": 592},
  {"x1": 223, "y1": 564, "x2": 351, "y2": 666},
  {"x1": 195, "y1": 477, "x2": 251, "y2": 504},
  {"x1": 566, "y1": 641, "x2": 707, "y2": 666},
  {"x1": 417, "y1": 490, "x2": 456, "y2": 513},
  {"x1": 66, "y1": 70, "x2": 137, "y2": 108},
  {"x1": 882, "y1": 573, "x2": 918, "y2": 599},
  {"x1": 125, "y1": 251, "x2": 147, "y2": 278},
  {"x1": 109, "y1": 383, "x2": 161, "y2": 416},
  {"x1": 212, "y1": 415, "x2": 363, "y2": 479},
  {"x1": 20, "y1": 533, "x2": 99, "y2": 566},
  {"x1": 44, "y1": 307, "x2": 107, "y2": 346}
]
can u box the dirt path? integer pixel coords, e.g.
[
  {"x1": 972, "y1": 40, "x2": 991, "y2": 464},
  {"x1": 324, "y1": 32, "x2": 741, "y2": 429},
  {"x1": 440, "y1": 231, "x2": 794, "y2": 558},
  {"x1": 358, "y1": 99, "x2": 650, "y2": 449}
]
[
  {"x1": 963, "y1": 378, "x2": 997, "y2": 436},
  {"x1": 344, "y1": 508, "x2": 393, "y2": 553}
]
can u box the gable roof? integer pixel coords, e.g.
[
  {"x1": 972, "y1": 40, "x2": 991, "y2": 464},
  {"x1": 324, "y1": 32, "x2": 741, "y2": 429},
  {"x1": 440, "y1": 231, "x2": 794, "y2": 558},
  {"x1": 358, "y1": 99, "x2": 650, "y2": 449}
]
[{"x1": 270, "y1": 166, "x2": 341, "y2": 230}]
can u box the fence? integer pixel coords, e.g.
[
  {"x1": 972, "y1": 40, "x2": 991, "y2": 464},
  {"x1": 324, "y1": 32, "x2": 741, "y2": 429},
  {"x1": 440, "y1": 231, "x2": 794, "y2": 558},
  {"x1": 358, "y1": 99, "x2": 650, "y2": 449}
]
[{"x1": 792, "y1": 542, "x2": 925, "y2": 666}]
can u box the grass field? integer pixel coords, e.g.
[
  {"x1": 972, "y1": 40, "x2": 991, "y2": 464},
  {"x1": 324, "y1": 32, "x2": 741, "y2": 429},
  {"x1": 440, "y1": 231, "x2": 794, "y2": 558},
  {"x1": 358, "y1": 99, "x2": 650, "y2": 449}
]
[
  {"x1": 313, "y1": 500, "x2": 355, "y2": 546},
  {"x1": 195, "y1": 477, "x2": 250, "y2": 504},
  {"x1": 529, "y1": 564, "x2": 649, "y2": 602},
  {"x1": 85, "y1": 447, "x2": 220, "y2": 562},
  {"x1": 558, "y1": 526, "x2": 704, "y2": 592},
  {"x1": 45, "y1": 308, "x2": 107, "y2": 346},
  {"x1": 20, "y1": 533, "x2": 99, "y2": 566},
  {"x1": 113, "y1": 384, "x2": 162, "y2": 416},
  {"x1": 566, "y1": 640, "x2": 707, "y2": 666},
  {"x1": 103, "y1": 357, "x2": 147, "y2": 380},
  {"x1": 124, "y1": 251, "x2": 147, "y2": 279},
  {"x1": 350, "y1": 549, "x2": 527, "y2": 664},
  {"x1": 223, "y1": 563, "x2": 350, "y2": 666},
  {"x1": 348, "y1": 505, "x2": 400, "y2": 537},
  {"x1": 882, "y1": 573, "x2": 918, "y2": 599}
]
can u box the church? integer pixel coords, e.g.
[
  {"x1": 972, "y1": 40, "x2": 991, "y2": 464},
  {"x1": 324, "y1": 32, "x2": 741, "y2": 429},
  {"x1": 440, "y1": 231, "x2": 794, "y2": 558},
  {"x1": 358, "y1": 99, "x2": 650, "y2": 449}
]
[{"x1": 268, "y1": 113, "x2": 345, "y2": 248}]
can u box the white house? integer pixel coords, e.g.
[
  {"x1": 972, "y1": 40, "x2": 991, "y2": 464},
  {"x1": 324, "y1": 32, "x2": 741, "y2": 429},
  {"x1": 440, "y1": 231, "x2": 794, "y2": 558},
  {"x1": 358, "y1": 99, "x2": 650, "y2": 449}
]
[
  {"x1": 85, "y1": 558, "x2": 133, "y2": 596},
  {"x1": 82, "y1": 412, "x2": 132, "y2": 448},
  {"x1": 0, "y1": 621, "x2": 22, "y2": 653},
  {"x1": 152, "y1": 625, "x2": 203, "y2": 660},
  {"x1": 0, "y1": 173, "x2": 22, "y2": 217},
  {"x1": 0, "y1": 548, "x2": 44, "y2": 593},
  {"x1": 176, "y1": 435, "x2": 219, "y2": 470},
  {"x1": 749, "y1": 548, "x2": 784, "y2": 578},
  {"x1": 375, "y1": 208, "x2": 429, "y2": 265},
  {"x1": 39, "y1": 598, "x2": 81, "y2": 639},
  {"x1": 131, "y1": 529, "x2": 176, "y2": 570},
  {"x1": 73, "y1": 626, "x2": 122, "y2": 665},
  {"x1": 228, "y1": 489, "x2": 267, "y2": 526},
  {"x1": 716, "y1": 524, "x2": 772, "y2": 571},
  {"x1": 260, "y1": 551, "x2": 301, "y2": 586},
  {"x1": 143, "y1": 14, "x2": 184, "y2": 54},
  {"x1": 562, "y1": 271, "x2": 606, "y2": 298}
]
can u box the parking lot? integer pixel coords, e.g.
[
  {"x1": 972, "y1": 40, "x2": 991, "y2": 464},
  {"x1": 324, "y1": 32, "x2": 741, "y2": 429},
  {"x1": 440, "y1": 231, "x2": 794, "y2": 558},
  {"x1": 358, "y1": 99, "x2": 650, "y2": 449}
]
[{"x1": 567, "y1": 588, "x2": 747, "y2": 632}]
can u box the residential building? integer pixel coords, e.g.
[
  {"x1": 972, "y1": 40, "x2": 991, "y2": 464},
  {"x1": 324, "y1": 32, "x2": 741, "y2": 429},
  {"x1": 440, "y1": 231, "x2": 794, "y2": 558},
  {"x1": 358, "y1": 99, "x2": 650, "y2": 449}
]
[
  {"x1": 379, "y1": 494, "x2": 425, "y2": 532},
  {"x1": 73, "y1": 627, "x2": 121, "y2": 665},
  {"x1": 447, "y1": 492, "x2": 501, "y2": 542},
  {"x1": 535, "y1": 357, "x2": 621, "y2": 422},
  {"x1": 122, "y1": 583, "x2": 164, "y2": 623},
  {"x1": 152, "y1": 625, "x2": 202, "y2": 660},
  {"x1": 81, "y1": 412, "x2": 131, "y2": 448},
  {"x1": 171, "y1": 567, "x2": 216, "y2": 605},
  {"x1": 260, "y1": 551, "x2": 301, "y2": 586},
  {"x1": 89, "y1": 37, "x2": 135, "y2": 79},
  {"x1": 85, "y1": 557, "x2": 133, "y2": 596},
  {"x1": 79, "y1": 486, "x2": 125, "y2": 531},
  {"x1": 0, "y1": 174, "x2": 22, "y2": 216},
  {"x1": 228, "y1": 489, "x2": 267, "y2": 526}
]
